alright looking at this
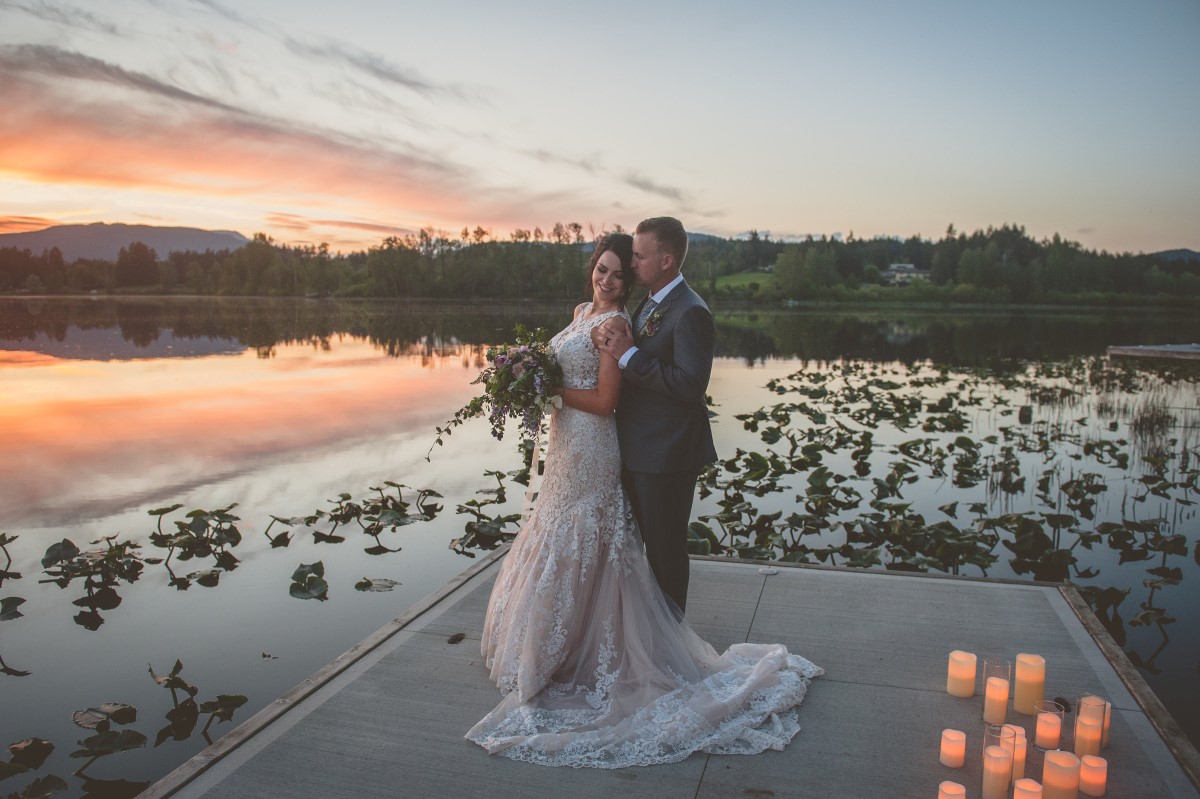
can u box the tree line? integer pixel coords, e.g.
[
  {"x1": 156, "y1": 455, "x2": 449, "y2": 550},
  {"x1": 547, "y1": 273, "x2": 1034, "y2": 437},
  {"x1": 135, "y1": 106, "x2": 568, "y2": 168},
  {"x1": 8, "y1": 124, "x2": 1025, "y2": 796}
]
[{"x1": 1, "y1": 223, "x2": 1197, "y2": 305}]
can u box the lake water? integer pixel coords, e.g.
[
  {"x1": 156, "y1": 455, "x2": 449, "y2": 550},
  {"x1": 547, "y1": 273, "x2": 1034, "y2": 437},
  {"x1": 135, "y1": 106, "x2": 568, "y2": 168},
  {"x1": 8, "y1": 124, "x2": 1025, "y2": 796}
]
[{"x1": 1, "y1": 296, "x2": 1197, "y2": 795}]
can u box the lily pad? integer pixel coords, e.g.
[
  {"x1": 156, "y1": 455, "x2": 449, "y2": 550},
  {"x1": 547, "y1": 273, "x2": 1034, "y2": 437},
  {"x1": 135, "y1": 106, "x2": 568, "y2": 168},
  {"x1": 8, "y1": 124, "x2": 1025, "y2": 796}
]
[
  {"x1": 289, "y1": 563, "x2": 329, "y2": 600},
  {"x1": 70, "y1": 729, "x2": 147, "y2": 758},
  {"x1": 41, "y1": 539, "x2": 79, "y2": 569},
  {"x1": 149, "y1": 660, "x2": 199, "y2": 697},
  {"x1": 8, "y1": 774, "x2": 68, "y2": 797},
  {"x1": 72, "y1": 703, "x2": 137, "y2": 729},
  {"x1": 199, "y1": 694, "x2": 248, "y2": 722},
  {"x1": 0, "y1": 596, "x2": 26, "y2": 621},
  {"x1": 9, "y1": 738, "x2": 54, "y2": 770},
  {"x1": 0, "y1": 759, "x2": 31, "y2": 780},
  {"x1": 354, "y1": 578, "x2": 401, "y2": 592},
  {"x1": 79, "y1": 777, "x2": 150, "y2": 799}
]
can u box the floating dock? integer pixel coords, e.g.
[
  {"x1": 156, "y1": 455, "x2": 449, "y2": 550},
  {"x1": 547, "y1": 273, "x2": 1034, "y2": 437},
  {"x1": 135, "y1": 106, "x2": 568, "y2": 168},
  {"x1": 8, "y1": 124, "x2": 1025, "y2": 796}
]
[
  {"x1": 142, "y1": 552, "x2": 1200, "y2": 798},
  {"x1": 1107, "y1": 344, "x2": 1200, "y2": 361}
]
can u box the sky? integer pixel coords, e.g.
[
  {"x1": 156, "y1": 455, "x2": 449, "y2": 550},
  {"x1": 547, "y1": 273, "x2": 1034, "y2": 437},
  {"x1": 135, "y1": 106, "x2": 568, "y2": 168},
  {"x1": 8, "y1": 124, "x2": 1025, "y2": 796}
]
[{"x1": 1, "y1": 0, "x2": 1198, "y2": 254}]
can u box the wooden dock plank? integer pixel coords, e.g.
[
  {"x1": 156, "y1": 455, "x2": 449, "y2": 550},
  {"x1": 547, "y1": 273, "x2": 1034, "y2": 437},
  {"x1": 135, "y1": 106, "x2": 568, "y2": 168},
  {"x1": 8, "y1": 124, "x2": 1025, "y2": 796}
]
[{"x1": 143, "y1": 554, "x2": 1200, "y2": 799}]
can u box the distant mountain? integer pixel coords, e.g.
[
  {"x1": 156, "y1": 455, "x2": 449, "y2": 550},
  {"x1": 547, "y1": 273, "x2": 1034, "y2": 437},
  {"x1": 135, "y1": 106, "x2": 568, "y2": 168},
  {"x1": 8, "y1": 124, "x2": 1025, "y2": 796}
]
[
  {"x1": 1153, "y1": 249, "x2": 1200, "y2": 264},
  {"x1": 0, "y1": 223, "x2": 249, "y2": 262}
]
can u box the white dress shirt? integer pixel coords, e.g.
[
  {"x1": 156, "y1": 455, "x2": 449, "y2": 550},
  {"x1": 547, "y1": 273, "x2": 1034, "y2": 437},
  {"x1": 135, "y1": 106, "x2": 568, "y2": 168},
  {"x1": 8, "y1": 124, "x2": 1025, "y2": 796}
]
[{"x1": 618, "y1": 273, "x2": 686, "y2": 369}]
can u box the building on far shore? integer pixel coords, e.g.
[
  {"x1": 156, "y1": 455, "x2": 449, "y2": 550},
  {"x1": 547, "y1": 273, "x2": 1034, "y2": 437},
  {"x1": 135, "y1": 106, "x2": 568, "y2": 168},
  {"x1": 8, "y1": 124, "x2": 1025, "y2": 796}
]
[{"x1": 883, "y1": 263, "x2": 932, "y2": 285}]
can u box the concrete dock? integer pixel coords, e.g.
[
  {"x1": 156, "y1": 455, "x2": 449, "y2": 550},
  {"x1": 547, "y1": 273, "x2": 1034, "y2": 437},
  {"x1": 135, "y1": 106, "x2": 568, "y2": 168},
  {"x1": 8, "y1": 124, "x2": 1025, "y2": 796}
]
[
  {"x1": 142, "y1": 552, "x2": 1200, "y2": 798},
  {"x1": 1107, "y1": 343, "x2": 1200, "y2": 361}
]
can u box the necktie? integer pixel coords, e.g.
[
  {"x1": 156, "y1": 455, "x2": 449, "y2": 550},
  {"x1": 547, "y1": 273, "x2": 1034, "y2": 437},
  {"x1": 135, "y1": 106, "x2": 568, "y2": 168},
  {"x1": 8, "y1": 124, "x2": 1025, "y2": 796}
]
[{"x1": 636, "y1": 298, "x2": 658, "y2": 333}]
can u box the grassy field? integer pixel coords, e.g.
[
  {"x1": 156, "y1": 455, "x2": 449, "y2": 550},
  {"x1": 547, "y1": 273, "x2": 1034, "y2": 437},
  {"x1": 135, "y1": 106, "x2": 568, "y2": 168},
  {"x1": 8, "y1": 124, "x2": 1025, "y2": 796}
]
[{"x1": 714, "y1": 270, "x2": 775, "y2": 291}]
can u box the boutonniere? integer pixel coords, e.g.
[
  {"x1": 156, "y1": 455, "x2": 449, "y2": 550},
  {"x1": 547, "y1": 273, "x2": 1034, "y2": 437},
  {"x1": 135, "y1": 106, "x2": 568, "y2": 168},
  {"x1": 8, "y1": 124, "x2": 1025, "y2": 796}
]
[{"x1": 642, "y1": 309, "x2": 664, "y2": 337}]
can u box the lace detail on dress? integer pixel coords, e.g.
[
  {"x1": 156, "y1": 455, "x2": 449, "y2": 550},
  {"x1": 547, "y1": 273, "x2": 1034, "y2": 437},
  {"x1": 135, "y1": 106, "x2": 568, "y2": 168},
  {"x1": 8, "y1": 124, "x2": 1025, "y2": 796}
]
[{"x1": 468, "y1": 305, "x2": 822, "y2": 768}]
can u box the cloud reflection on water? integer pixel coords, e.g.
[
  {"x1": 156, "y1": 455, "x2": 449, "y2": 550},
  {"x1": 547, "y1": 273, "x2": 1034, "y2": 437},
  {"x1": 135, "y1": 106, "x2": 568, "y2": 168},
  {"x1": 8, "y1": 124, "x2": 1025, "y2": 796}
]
[{"x1": 0, "y1": 337, "x2": 486, "y2": 528}]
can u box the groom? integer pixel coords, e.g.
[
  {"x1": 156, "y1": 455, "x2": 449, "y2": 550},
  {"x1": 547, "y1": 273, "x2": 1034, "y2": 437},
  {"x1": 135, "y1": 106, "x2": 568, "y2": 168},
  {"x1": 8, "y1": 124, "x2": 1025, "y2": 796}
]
[{"x1": 592, "y1": 217, "x2": 717, "y2": 613}]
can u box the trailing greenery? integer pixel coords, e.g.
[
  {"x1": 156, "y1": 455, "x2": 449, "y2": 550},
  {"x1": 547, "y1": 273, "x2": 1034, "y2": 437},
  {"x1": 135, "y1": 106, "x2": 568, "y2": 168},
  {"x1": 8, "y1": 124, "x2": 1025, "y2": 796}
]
[{"x1": 2, "y1": 223, "x2": 1196, "y2": 305}]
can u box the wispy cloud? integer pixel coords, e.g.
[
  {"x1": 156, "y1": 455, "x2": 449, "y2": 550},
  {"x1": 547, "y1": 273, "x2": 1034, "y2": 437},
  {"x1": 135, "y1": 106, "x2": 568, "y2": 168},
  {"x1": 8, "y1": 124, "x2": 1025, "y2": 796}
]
[
  {"x1": 284, "y1": 37, "x2": 464, "y2": 100},
  {"x1": 4, "y1": 0, "x2": 121, "y2": 35},
  {"x1": 0, "y1": 31, "x2": 651, "y2": 245},
  {"x1": 0, "y1": 214, "x2": 56, "y2": 233},
  {"x1": 524, "y1": 148, "x2": 602, "y2": 175},
  {"x1": 0, "y1": 54, "x2": 472, "y2": 222},
  {"x1": 266, "y1": 213, "x2": 416, "y2": 238},
  {"x1": 306, "y1": 75, "x2": 430, "y2": 132},
  {"x1": 183, "y1": 52, "x2": 239, "y2": 95},
  {"x1": 624, "y1": 172, "x2": 687, "y2": 206},
  {"x1": 0, "y1": 44, "x2": 240, "y2": 112},
  {"x1": 186, "y1": 0, "x2": 267, "y2": 34}
]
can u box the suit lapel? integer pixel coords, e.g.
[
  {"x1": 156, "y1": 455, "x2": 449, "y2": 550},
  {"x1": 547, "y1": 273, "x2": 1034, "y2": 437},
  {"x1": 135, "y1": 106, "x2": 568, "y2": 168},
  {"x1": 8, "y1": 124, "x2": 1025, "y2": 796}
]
[{"x1": 638, "y1": 281, "x2": 687, "y2": 337}]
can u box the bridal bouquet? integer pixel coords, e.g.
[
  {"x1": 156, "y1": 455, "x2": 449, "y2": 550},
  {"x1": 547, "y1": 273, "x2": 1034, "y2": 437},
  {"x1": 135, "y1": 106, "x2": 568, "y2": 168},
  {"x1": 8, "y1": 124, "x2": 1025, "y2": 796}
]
[{"x1": 427, "y1": 325, "x2": 564, "y2": 459}]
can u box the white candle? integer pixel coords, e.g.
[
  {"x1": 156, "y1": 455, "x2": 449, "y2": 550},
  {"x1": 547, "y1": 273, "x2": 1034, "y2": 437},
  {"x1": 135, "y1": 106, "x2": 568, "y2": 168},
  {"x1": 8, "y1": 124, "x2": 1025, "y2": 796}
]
[
  {"x1": 938, "y1": 781, "x2": 966, "y2": 799},
  {"x1": 1043, "y1": 750, "x2": 1081, "y2": 799},
  {"x1": 1014, "y1": 778, "x2": 1044, "y2": 799},
  {"x1": 940, "y1": 729, "x2": 966, "y2": 768},
  {"x1": 1003, "y1": 723, "x2": 1028, "y2": 781},
  {"x1": 1036, "y1": 710, "x2": 1062, "y2": 749},
  {"x1": 1075, "y1": 716, "x2": 1102, "y2": 758},
  {"x1": 982, "y1": 744, "x2": 1013, "y2": 799},
  {"x1": 1013, "y1": 653, "x2": 1046, "y2": 715},
  {"x1": 1079, "y1": 755, "x2": 1107, "y2": 797},
  {"x1": 983, "y1": 675, "x2": 1010, "y2": 724},
  {"x1": 1080, "y1": 694, "x2": 1112, "y2": 748},
  {"x1": 946, "y1": 651, "x2": 976, "y2": 697}
]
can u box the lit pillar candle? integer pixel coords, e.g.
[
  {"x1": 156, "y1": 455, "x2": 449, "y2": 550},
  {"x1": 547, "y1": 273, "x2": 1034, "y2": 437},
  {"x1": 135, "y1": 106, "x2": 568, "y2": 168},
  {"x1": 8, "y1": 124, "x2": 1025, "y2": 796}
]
[
  {"x1": 940, "y1": 729, "x2": 966, "y2": 768},
  {"x1": 1101, "y1": 702, "x2": 1111, "y2": 748},
  {"x1": 1079, "y1": 755, "x2": 1107, "y2": 797},
  {"x1": 946, "y1": 651, "x2": 976, "y2": 697},
  {"x1": 1003, "y1": 723, "x2": 1028, "y2": 780},
  {"x1": 1014, "y1": 778, "x2": 1044, "y2": 799},
  {"x1": 1074, "y1": 717, "x2": 1102, "y2": 758},
  {"x1": 1042, "y1": 750, "x2": 1081, "y2": 799},
  {"x1": 938, "y1": 781, "x2": 966, "y2": 799},
  {"x1": 1035, "y1": 709, "x2": 1062, "y2": 750},
  {"x1": 1080, "y1": 694, "x2": 1112, "y2": 748},
  {"x1": 1013, "y1": 653, "x2": 1046, "y2": 715},
  {"x1": 983, "y1": 675, "x2": 1010, "y2": 724},
  {"x1": 982, "y1": 744, "x2": 1013, "y2": 799}
]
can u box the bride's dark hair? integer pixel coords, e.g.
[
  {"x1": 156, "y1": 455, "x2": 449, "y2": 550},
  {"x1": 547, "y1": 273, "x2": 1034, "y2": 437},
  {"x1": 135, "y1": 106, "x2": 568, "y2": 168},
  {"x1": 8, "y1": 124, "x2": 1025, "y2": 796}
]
[{"x1": 584, "y1": 232, "x2": 634, "y2": 306}]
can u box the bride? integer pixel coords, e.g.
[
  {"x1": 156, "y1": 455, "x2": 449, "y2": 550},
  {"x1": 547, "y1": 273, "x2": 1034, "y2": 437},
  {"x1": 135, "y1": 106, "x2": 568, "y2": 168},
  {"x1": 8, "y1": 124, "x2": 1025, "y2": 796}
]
[{"x1": 466, "y1": 233, "x2": 822, "y2": 767}]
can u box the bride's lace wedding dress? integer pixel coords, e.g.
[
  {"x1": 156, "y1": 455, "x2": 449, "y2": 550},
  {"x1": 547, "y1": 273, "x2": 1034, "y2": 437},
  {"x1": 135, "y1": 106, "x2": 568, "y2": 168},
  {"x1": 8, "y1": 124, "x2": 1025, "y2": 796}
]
[{"x1": 466, "y1": 306, "x2": 822, "y2": 768}]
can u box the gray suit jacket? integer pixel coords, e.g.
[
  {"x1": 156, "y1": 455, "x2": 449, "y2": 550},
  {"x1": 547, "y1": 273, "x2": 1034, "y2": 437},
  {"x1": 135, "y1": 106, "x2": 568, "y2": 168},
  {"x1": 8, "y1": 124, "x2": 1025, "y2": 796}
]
[{"x1": 616, "y1": 279, "x2": 718, "y2": 474}]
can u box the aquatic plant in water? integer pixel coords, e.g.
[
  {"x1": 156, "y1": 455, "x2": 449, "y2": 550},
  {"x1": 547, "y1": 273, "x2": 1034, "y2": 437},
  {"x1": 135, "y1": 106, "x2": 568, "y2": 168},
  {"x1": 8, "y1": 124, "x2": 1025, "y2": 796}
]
[{"x1": 683, "y1": 356, "x2": 1199, "y2": 664}]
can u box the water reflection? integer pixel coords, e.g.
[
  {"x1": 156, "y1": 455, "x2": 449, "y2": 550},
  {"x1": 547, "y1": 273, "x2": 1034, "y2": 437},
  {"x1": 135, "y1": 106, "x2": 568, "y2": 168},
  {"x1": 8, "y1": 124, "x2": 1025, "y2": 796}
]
[
  {"x1": 2, "y1": 297, "x2": 1199, "y2": 796},
  {"x1": 5, "y1": 297, "x2": 1198, "y2": 366}
]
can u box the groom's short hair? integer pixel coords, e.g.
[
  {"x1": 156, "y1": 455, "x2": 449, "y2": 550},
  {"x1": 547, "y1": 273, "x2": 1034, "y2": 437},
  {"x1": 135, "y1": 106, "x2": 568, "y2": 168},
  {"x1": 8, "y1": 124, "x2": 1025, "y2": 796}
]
[{"x1": 636, "y1": 217, "x2": 688, "y2": 270}]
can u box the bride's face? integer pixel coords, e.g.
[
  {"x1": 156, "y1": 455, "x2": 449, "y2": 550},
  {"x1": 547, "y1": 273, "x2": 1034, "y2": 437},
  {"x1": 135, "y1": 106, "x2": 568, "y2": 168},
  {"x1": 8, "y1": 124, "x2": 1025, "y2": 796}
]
[{"x1": 591, "y1": 250, "x2": 627, "y2": 308}]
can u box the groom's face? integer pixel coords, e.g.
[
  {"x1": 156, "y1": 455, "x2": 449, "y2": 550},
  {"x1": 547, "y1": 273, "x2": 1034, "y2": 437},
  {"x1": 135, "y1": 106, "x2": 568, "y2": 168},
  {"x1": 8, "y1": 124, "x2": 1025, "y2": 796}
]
[{"x1": 632, "y1": 233, "x2": 667, "y2": 289}]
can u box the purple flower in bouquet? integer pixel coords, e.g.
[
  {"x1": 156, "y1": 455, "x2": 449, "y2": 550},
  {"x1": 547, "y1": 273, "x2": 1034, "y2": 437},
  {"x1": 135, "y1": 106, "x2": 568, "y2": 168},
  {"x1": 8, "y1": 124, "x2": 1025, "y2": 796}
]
[{"x1": 427, "y1": 325, "x2": 564, "y2": 459}]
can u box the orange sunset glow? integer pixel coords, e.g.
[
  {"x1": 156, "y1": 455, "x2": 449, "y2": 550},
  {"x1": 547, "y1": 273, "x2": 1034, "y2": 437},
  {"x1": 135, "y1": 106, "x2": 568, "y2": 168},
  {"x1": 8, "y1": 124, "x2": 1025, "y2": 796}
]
[
  {"x1": 0, "y1": 337, "x2": 488, "y2": 527},
  {"x1": 2, "y1": 2, "x2": 1197, "y2": 253}
]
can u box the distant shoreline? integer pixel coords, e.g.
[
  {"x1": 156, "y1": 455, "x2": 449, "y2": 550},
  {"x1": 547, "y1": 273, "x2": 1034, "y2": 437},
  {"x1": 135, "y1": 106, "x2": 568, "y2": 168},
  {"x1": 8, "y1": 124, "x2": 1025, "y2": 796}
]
[{"x1": 4, "y1": 291, "x2": 1199, "y2": 314}]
